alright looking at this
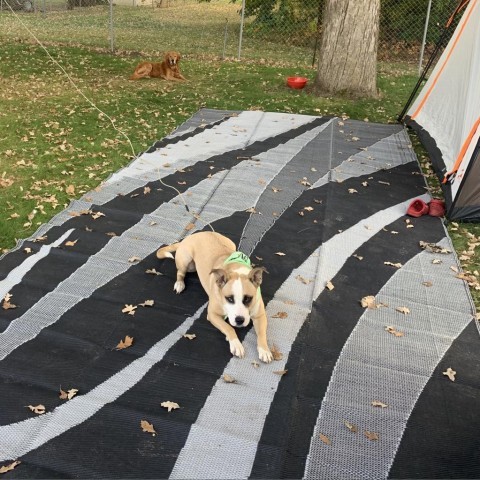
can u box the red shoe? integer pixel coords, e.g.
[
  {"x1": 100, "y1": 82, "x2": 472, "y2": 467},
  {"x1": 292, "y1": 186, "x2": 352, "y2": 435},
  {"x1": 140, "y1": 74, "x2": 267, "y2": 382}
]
[
  {"x1": 407, "y1": 199, "x2": 429, "y2": 217},
  {"x1": 428, "y1": 199, "x2": 446, "y2": 217}
]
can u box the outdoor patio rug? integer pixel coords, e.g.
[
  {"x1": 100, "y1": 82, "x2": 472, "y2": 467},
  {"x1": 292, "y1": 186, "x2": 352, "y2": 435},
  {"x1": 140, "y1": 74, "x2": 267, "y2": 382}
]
[{"x1": 1, "y1": 109, "x2": 479, "y2": 479}]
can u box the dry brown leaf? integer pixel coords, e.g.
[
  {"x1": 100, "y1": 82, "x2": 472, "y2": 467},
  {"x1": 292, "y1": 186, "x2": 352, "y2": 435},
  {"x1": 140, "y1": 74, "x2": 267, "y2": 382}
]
[
  {"x1": 146, "y1": 268, "x2": 162, "y2": 276},
  {"x1": 419, "y1": 241, "x2": 452, "y2": 254},
  {"x1": 273, "y1": 370, "x2": 288, "y2": 376},
  {"x1": 270, "y1": 344, "x2": 283, "y2": 361},
  {"x1": 432, "y1": 259, "x2": 442, "y2": 265},
  {"x1": 443, "y1": 367, "x2": 456, "y2": 381},
  {"x1": 344, "y1": 420, "x2": 358, "y2": 433},
  {"x1": 122, "y1": 304, "x2": 137, "y2": 315},
  {"x1": 319, "y1": 433, "x2": 331, "y2": 445},
  {"x1": 385, "y1": 326, "x2": 404, "y2": 337},
  {"x1": 24, "y1": 247, "x2": 32, "y2": 254},
  {"x1": 296, "y1": 275, "x2": 311, "y2": 285},
  {"x1": 384, "y1": 261, "x2": 402, "y2": 269},
  {"x1": 128, "y1": 256, "x2": 141, "y2": 263},
  {"x1": 364, "y1": 431, "x2": 379, "y2": 441},
  {"x1": 422, "y1": 281, "x2": 433, "y2": 287},
  {"x1": 66, "y1": 184, "x2": 75, "y2": 195},
  {"x1": 371, "y1": 400, "x2": 388, "y2": 408},
  {"x1": 185, "y1": 223, "x2": 195, "y2": 231},
  {"x1": 353, "y1": 254, "x2": 363, "y2": 261},
  {"x1": 223, "y1": 374, "x2": 237, "y2": 384},
  {"x1": 183, "y1": 333, "x2": 196, "y2": 340},
  {"x1": 65, "y1": 240, "x2": 78, "y2": 247},
  {"x1": 275, "y1": 252, "x2": 286, "y2": 256},
  {"x1": 140, "y1": 420, "x2": 156, "y2": 436},
  {"x1": 272, "y1": 311, "x2": 288, "y2": 319},
  {"x1": 144, "y1": 186, "x2": 151, "y2": 195},
  {"x1": 2, "y1": 293, "x2": 17, "y2": 310},
  {"x1": 116, "y1": 335, "x2": 134, "y2": 350},
  {"x1": 360, "y1": 296, "x2": 377, "y2": 309},
  {"x1": 325, "y1": 281, "x2": 334, "y2": 291},
  {"x1": 91, "y1": 211, "x2": 105, "y2": 220},
  {"x1": 59, "y1": 387, "x2": 79, "y2": 400},
  {"x1": 348, "y1": 188, "x2": 358, "y2": 194},
  {"x1": 395, "y1": 306, "x2": 410, "y2": 315},
  {"x1": 26, "y1": 404, "x2": 46, "y2": 415},
  {"x1": 139, "y1": 300, "x2": 154, "y2": 307},
  {"x1": 161, "y1": 401, "x2": 180, "y2": 412},
  {"x1": 0, "y1": 460, "x2": 21, "y2": 474},
  {"x1": 304, "y1": 206, "x2": 314, "y2": 212}
]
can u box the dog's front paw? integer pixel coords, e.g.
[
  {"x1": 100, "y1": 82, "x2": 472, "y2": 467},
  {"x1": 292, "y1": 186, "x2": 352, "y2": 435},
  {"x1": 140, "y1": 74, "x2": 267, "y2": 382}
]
[
  {"x1": 174, "y1": 281, "x2": 185, "y2": 294},
  {"x1": 229, "y1": 338, "x2": 245, "y2": 358},
  {"x1": 258, "y1": 346, "x2": 273, "y2": 363}
]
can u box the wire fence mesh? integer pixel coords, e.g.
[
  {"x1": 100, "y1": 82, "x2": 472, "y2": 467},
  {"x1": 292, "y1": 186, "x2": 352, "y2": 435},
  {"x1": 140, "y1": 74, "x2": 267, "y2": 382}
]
[{"x1": 0, "y1": 0, "x2": 461, "y2": 69}]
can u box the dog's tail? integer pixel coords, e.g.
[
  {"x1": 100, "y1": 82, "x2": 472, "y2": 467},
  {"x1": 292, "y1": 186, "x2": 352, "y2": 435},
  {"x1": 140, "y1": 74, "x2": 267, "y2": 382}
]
[{"x1": 156, "y1": 243, "x2": 180, "y2": 260}]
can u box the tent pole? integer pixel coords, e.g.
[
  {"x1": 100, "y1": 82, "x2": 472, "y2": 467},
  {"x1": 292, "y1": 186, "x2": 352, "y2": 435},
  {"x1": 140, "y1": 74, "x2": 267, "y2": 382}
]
[{"x1": 418, "y1": 0, "x2": 433, "y2": 76}]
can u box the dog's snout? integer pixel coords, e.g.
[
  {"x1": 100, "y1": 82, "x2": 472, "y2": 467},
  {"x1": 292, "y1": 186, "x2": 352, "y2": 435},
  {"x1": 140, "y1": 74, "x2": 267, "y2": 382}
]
[{"x1": 235, "y1": 316, "x2": 245, "y2": 326}]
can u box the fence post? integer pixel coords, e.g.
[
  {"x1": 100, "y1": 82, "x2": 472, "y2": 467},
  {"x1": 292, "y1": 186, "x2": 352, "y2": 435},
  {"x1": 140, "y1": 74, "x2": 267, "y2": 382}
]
[
  {"x1": 418, "y1": 0, "x2": 433, "y2": 76},
  {"x1": 238, "y1": 0, "x2": 245, "y2": 60},
  {"x1": 109, "y1": 0, "x2": 115, "y2": 52}
]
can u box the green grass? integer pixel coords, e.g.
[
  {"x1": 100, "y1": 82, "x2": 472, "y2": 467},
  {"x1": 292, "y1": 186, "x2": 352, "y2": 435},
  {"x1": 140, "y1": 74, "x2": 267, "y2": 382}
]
[{"x1": 0, "y1": 38, "x2": 478, "y2": 313}]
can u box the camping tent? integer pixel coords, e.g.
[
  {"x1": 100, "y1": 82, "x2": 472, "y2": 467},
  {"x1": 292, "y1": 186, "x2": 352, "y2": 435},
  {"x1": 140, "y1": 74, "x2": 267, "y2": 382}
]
[{"x1": 404, "y1": 0, "x2": 480, "y2": 221}]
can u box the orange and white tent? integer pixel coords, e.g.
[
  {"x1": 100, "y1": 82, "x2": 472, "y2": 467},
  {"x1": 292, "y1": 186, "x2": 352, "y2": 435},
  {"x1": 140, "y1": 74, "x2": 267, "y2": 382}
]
[{"x1": 405, "y1": 0, "x2": 480, "y2": 221}]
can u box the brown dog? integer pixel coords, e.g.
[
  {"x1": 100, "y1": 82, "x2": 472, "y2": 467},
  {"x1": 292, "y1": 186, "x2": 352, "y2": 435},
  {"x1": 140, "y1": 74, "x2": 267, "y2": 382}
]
[{"x1": 130, "y1": 51, "x2": 186, "y2": 81}]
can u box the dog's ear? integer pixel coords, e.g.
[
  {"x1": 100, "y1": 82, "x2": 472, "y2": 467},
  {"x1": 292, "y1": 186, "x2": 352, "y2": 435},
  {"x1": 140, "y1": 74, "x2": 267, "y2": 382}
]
[
  {"x1": 249, "y1": 267, "x2": 267, "y2": 288},
  {"x1": 211, "y1": 269, "x2": 229, "y2": 289}
]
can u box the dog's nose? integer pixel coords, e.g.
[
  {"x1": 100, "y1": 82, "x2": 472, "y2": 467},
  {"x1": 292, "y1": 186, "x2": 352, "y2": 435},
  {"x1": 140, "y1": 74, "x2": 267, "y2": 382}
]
[{"x1": 235, "y1": 316, "x2": 245, "y2": 326}]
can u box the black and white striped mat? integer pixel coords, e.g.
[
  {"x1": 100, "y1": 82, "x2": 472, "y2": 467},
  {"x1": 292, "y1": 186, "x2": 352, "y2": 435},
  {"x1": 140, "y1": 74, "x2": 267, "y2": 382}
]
[{"x1": 1, "y1": 110, "x2": 478, "y2": 478}]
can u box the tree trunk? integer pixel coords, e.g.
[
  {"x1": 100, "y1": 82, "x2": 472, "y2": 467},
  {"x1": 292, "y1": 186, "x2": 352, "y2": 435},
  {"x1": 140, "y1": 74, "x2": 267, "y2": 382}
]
[{"x1": 314, "y1": 0, "x2": 380, "y2": 97}]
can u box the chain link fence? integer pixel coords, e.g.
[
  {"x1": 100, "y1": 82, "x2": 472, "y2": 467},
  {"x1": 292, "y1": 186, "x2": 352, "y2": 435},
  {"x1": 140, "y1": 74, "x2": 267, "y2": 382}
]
[{"x1": 0, "y1": 0, "x2": 461, "y2": 69}]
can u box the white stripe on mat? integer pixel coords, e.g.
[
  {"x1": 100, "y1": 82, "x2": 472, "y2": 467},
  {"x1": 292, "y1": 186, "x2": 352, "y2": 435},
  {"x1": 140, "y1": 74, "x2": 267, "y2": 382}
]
[
  {"x1": 0, "y1": 196, "x2": 424, "y2": 463},
  {"x1": 0, "y1": 229, "x2": 74, "y2": 300},
  {"x1": 304, "y1": 237, "x2": 474, "y2": 480},
  {"x1": 168, "y1": 195, "x2": 430, "y2": 480}
]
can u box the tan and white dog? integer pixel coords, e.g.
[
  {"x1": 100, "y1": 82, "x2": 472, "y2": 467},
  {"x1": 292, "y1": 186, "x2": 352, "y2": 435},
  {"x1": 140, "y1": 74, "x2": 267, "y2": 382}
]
[{"x1": 156, "y1": 232, "x2": 273, "y2": 363}]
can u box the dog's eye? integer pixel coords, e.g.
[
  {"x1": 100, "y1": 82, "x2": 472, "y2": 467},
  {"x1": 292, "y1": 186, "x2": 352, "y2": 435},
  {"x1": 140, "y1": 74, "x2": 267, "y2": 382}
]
[
  {"x1": 243, "y1": 295, "x2": 252, "y2": 305},
  {"x1": 225, "y1": 296, "x2": 234, "y2": 304}
]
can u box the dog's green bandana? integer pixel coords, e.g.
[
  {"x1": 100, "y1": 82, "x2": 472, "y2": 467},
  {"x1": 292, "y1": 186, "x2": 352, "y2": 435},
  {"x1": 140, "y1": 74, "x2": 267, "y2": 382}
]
[{"x1": 223, "y1": 251, "x2": 252, "y2": 268}]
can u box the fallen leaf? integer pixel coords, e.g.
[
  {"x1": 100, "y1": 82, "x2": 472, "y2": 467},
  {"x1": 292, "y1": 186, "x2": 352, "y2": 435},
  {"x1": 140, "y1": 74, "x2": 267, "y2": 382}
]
[
  {"x1": 91, "y1": 211, "x2": 105, "y2": 220},
  {"x1": 270, "y1": 344, "x2": 283, "y2": 361},
  {"x1": 122, "y1": 304, "x2": 137, "y2": 315},
  {"x1": 65, "y1": 239, "x2": 78, "y2": 247},
  {"x1": 26, "y1": 404, "x2": 46, "y2": 415},
  {"x1": 128, "y1": 256, "x2": 141, "y2": 263},
  {"x1": 185, "y1": 223, "x2": 195, "y2": 231},
  {"x1": 59, "y1": 387, "x2": 79, "y2": 400},
  {"x1": 395, "y1": 306, "x2": 410, "y2": 315},
  {"x1": 443, "y1": 367, "x2": 456, "y2": 381},
  {"x1": 422, "y1": 281, "x2": 433, "y2": 287},
  {"x1": 384, "y1": 261, "x2": 402, "y2": 269},
  {"x1": 115, "y1": 335, "x2": 134, "y2": 350},
  {"x1": 352, "y1": 254, "x2": 363, "y2": 261},
  {"x1": 371, "y1": 400, "x2": 388, "y2": 408},
  {"x1": 2, "y1": 293, "x2": 17, "y2": 310},
  {"x1": 275, "y1": 252, "x2": 286, "y2": 256},
  {"x1": 0, "y1": 460, "x2": 21, "y2": 474},
  {"x1": 140, "y1": 420, "x2": 156, "y2": 436},
  {"x1": 360, "y1": 296, "x2": 378, "y2": 309},
  {"x1": 385, "y1": 326, "x2": 404, "y2": 337},
  {"x1": 304, "y1": 206, "x2": 314, "y2": 212},
  {"x1": 273, "y1": 370, "x2": 288, "y2": 376},
  {"x1": 296, "y1": 275, "x2": 311, "y2": 285},
  {"x1": 24, "y1": 247, "x2": 32, "y2": 254},
  {"x1": 146, "y1": 268, "x2": 162, "y2": 276},
  {"x1": 139, "y1": 300, "x2": 154, "y2": 307},
  {"x1": 432, "y1": 259, "x2": 442, "y2": 265},
  {"x1": 348, "y1": 188, "x2": 358, "y2": 194},
  {"x1": 325, "y1": 281, "x2": 334, "y2": 291},
  {"x1": 419, "y1": 241, "x2": 452, "y2": 254},
  {"x1": 223, "y1": 374, "x2": 237, "y2": 384},
  {"x1": 344, "y1": 420, "x2": 358, "y2": 433},
  {"x1": 144, "y1": 186, "x2": 151, "y2": 195},
  {"x1": 272, "y1": 311, "x2": 288, "y2": 319},
  {"x1": 161, "y1": 401, "x2": 180, "y2": 412},
  {"x1": 183, "y1": 333, "x2": 196, "y2": 340},
  {"x1": 66, "y1": 184, "x2": 75, "y2": 195},
  {"x1": 319, "y1": 433, "x2": 331, "y2": 445},
  {"x1": 364, "y1": 431, "x2": 379, "y2": 441}
]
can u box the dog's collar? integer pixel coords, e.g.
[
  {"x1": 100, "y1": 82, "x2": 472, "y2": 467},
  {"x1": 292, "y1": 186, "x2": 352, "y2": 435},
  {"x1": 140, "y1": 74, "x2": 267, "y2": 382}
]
[{"x1": 223, "y1": 251, "x2": 252, "y2": 268}]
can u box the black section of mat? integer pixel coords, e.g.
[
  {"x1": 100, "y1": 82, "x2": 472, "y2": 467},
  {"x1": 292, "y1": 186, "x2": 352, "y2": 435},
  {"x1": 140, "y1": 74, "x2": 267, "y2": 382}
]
[
  {"x1": 1, "y1": 164, "x2": 420, "y2": 478},
  {"x1": 249, "y1": 215, "x2": 446, "y2": 479},
  {"x1": 389, "y1": 319, "x2": 480, "y2": 479}
]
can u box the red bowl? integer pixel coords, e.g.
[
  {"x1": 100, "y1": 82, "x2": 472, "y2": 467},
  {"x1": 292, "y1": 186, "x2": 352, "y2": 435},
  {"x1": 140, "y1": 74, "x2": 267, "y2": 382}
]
[{"x1": 287, "y1": 76, "x2": 308, "y2": 89}]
